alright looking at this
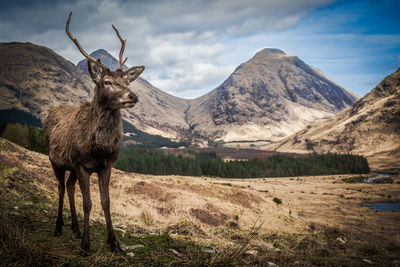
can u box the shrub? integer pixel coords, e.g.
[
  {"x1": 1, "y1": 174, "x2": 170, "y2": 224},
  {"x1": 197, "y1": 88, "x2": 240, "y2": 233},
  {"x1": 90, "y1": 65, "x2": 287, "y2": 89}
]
[{"x1": 273, "y1": 197, "x2": 282, "y2": 205}]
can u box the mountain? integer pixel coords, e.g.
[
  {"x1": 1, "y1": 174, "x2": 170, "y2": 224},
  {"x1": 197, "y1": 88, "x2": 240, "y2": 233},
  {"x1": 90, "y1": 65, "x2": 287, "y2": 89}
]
[
  {"x1": 0, "y1": 42, "x2": 357, "y2": 145},
  {"x1": 186, "y1": 48, "x2": 358, "y2": 144},
  {"x1": 78, "y1": 48, "x2": 357, "y2": 144},
  {"x1": 0, "y1": 42, "x2": 92, "y2": 117},
  {"x1": 77, "y1": 49, "x2": 128, "y2": 75},
  {"x1": 266, "y1": 68, "x2": 400, "y2": 172}
]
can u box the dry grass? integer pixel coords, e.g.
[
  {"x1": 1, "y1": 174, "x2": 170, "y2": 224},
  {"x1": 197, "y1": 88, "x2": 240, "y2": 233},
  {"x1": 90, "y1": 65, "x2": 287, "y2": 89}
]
[{"x1": 1, "y1": 138, "x2": 400, "y2": 266}]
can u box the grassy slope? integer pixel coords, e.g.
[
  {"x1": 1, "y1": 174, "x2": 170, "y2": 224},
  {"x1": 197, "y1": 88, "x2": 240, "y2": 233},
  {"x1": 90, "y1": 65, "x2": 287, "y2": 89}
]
[{"x1": 0, "y1": 138, "x2": 399, "y2": 266}]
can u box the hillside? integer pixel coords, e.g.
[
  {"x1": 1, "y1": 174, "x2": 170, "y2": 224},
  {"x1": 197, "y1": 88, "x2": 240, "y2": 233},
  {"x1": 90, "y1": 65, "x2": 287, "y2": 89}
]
[
  {"x1": 187, "y1": 48, "x2": 358, "y2": 144},
  {"x1": 266, "y1": 68, "x2": 400, "y2": 172},
  {"x1": 0, "y1": 42, "x2": 92, "y2": 117},
  {"x1": 1, "y1": 138, "x2": 399, "y2": 265}
]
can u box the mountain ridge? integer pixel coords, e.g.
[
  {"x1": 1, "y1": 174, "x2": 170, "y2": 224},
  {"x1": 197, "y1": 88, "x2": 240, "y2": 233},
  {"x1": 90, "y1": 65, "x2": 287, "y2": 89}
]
[
  {"x1": 186, "y1": 47, "x2": 358, "y2": 143},
  {"x1": 0, "y1": 42, "x2": 357, "y2": 145}
]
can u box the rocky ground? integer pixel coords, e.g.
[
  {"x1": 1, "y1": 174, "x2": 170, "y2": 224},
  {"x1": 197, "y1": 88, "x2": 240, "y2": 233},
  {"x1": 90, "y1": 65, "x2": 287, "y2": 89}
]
[{"x1": 1, "y1": 138, "x2": 399, "y2": 266}]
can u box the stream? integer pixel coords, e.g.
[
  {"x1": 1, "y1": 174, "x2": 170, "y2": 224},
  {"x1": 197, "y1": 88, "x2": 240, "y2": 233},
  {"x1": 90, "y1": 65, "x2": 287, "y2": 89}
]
[
  {"x1": 363, "y1": 172, "x2": 399, "y2": 211},
  {"x1": 365, "y1": 203, "x2": 400, "y2": 211}
]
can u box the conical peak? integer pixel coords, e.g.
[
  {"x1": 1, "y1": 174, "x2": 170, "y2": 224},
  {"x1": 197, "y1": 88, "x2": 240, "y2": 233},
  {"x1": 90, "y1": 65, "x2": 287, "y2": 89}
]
[{"x1": 255, "y1": 48, "x2": 286, "y2": 57}]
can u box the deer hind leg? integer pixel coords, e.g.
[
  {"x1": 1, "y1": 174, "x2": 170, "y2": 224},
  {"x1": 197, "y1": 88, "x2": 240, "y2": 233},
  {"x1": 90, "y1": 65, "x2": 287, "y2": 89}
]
[
  {"x1": 67, "y1": 170, "x2": 81, "y2": 238},
  {"x1": 98, "y1": 168, "x2": 122, "y2": 252},
  {"x1": 51, "y1": 163, "x2": 66, "y2": 236},
  {"x1": 76, "y1": 166, "x2": 92, "y2": 256}
]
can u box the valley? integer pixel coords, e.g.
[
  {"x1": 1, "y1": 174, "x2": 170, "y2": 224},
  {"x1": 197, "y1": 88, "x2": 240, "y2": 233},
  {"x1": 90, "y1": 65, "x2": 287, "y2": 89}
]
[
  {"x1": 0, "y1": 41, "x2": 398, "y2": 172},
  {"x1": 1, "y1": 138, "x2": 399, "y2": 265}
]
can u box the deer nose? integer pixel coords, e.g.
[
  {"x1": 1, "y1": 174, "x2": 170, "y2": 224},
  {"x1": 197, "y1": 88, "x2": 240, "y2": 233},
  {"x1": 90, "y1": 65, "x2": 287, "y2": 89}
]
[{"x1": 129, "y1": 93, "x2": 138, "y2": 103}]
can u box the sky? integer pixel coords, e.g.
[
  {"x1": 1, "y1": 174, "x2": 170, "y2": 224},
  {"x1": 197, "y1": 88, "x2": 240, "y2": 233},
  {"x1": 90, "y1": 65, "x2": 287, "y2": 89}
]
[{"x1": 0, "y1": 0, "x2": 399, "y2": 99}]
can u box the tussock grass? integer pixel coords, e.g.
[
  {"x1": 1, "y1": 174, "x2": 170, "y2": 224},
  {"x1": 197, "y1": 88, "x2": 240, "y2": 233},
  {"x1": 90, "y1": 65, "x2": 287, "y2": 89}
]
[{"x1": 0, "y1": 211, "x2": 57, "y2": 266}]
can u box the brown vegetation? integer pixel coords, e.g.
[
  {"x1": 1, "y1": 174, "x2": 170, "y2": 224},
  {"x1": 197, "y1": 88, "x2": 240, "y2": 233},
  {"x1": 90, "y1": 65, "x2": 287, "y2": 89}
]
[{"x1": 1, "y1": 138, "x2": 400, "y2": 265}]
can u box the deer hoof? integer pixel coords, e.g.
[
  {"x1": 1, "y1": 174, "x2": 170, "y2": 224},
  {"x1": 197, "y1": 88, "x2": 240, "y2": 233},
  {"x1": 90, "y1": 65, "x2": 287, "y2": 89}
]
[
  {"x1": 111, "y1": 245, "x2": 123, "y2": 253},
  {"x1": 79, "y1": 249, "x2": 91, "y2": 257},
  {"x1": 54, "y1": 230, "x2": 62, "y2": 236},
  {"x1": 72, "y1": 227, "x2": 81, "y2": 238}
]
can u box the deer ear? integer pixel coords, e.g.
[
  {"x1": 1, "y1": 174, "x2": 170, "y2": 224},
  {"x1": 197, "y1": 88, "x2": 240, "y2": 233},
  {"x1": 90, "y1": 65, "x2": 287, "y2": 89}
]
[
  {"x1": 87, "y1": 61, "x2": 102, "y2": 83},
  {"x1": 124, "y1": 66, "x2": 145, "y2": 83}
]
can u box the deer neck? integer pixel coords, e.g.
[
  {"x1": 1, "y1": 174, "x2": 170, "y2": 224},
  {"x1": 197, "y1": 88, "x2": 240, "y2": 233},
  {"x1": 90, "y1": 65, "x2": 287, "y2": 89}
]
[{"x1": 90, "y1": 92, "x2": 123, "y2": 153}]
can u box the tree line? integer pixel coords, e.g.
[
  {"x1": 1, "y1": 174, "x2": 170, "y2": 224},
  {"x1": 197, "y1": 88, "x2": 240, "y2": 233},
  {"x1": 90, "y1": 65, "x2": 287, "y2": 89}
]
[
  {"x1": 0, "y1": 109, "x2": 371, "y2": 178},
  {"x1": 115, "y1": 147, "x2": 370, "y2": 178},
  {"x1": 1, "y1": 123, "x2": 47, "y2": 154}
]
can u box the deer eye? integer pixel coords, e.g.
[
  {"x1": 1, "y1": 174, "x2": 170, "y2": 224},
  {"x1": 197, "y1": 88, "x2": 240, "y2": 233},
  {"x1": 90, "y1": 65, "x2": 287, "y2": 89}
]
[{"x1": 104, "y1": 80, "x2": 112, "y2": 85}]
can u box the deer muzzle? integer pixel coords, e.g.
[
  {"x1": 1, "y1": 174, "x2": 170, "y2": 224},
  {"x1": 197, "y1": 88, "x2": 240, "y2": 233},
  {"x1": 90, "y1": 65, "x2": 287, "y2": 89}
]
[
  {"x1": 121, "y1": 92, "x2": 138, "y2": 108},
  {"x1": 129, "y1": 93, "x2": 138, "y2": 104}
]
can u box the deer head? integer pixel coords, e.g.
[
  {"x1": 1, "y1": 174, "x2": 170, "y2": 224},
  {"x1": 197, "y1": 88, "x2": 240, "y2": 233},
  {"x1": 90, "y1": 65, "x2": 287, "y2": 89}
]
[{"x1": 66, "y1": 12, "x2": 144, "y2": 110}]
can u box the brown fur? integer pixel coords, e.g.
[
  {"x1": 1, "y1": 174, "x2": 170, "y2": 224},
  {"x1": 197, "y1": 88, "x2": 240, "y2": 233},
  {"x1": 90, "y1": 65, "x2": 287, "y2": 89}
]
[{"x1": 44, "y1": 61, "x2": 143, "y2": 255}]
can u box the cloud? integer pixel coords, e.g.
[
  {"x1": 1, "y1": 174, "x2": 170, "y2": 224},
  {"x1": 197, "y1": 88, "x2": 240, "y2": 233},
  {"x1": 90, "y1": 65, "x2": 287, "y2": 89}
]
[{"x1": 0, "y1": 0, "x2": 336, "y2": 98}]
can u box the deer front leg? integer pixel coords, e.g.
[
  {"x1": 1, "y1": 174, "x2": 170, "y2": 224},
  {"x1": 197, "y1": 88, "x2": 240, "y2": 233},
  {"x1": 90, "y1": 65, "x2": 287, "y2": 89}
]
[
  {"x1": 98, "y1": 168, "x2": 122, "y2": 253},
  {"x1": 51, "y1": 163, "x2": 65, "y2": 236},
  {"x1": 66, "y1": 170, "x2": 81, "y2": 238},
  {"x1": 77, "y1": 166, "x2": 91, "y2": 256}
]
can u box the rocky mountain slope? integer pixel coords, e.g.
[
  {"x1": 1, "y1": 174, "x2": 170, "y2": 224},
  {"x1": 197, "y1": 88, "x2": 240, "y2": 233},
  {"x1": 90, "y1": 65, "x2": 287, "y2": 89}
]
[
  {"x1": 0, "y1": 42, "x2": 357, "y2": 144},
  {"x1": 266, "y1": 68, "x2": 400, "y2": 172},
  {"x1": 187, "y1": 49, "x2": 358, "y2": 143},
  {"x1": 0, "y1": 42, "x2": 92, "y2": 117}
]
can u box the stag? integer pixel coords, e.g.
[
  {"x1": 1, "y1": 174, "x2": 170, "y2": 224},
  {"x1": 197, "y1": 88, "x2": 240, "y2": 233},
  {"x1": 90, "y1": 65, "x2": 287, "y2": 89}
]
[{"x1": 43, "y1": 12, "x2": 144, "y2": 255}]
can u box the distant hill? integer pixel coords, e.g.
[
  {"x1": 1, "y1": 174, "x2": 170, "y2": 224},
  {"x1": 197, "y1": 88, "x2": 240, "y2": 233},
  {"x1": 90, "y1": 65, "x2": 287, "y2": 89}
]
[{"x1": 266, "y1": 68, "x2": 400, "y2": 172}]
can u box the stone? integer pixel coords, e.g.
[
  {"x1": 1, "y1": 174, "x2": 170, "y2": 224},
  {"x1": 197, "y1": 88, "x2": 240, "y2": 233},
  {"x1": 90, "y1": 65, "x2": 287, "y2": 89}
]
[
  {"x1": 121, "y1": 244, "x2": 144, "y2": 251},
  {"x1": 245, "y1": 250, "x2": 258, "y2": 255},
  {"x1": 114, "y1": 227, "x2": 126, "y2": 233},
  {"x1": 202, "y1": 248, "x2": 219, "y2": 254},
  {"x1": 334, "y1": 237, "x2": 347, "y2": 245}
]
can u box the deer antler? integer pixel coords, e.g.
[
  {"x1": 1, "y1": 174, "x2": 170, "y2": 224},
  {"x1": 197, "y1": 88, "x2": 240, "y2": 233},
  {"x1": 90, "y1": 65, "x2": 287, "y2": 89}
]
[
  {"x1": 65, "y1": 12, "x2": 107, "y2": 70},
  {"x1": 112, "y1": 24, "x2": 128, "y2": 70}
]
